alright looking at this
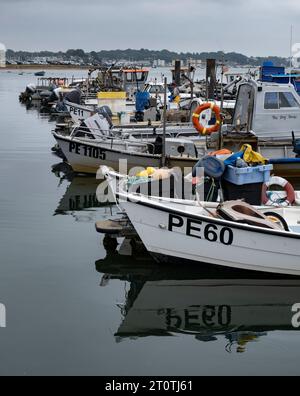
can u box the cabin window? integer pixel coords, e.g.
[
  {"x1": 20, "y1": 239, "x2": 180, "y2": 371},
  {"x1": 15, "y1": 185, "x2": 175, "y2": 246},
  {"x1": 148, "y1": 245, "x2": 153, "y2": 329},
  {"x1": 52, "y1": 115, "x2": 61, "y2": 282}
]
[
  {"x1": 264, "y1": 93, "x2": 279, "y2": 109},
  {"x1": 149, "y1": 85, "x2": 164, "y2": 94},
  {"x1": 265, "y1": 92, "x2": 300, "y2": 109},
  {"x1": 135, "y1": 72, "x2": 143, "y2": 81},
  {"x1": 126, "y1": 73, "x2": 133, "y2": 82},
  {"x1": 136, "y1": 72, "x2": 148, "y2": 82},
  {"x1": 279, "y1": 92, "x2": 300, "y2": 108}
]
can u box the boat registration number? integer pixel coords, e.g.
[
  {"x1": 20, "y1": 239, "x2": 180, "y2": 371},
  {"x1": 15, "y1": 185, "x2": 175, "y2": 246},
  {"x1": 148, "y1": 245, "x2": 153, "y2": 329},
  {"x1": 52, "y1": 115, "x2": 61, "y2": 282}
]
[
  {"x1": 69, "y1": 142, "x2": 106, "y2": 160},
  {"x1": 69, "y1": 106, "x2": 85, "y2": 118},
  {"x1": 168, "y1": 214, "x2": 234, "y2": 246},
  {"x1": 166, "y1": 305, "x2": 232, "y2": 330}
]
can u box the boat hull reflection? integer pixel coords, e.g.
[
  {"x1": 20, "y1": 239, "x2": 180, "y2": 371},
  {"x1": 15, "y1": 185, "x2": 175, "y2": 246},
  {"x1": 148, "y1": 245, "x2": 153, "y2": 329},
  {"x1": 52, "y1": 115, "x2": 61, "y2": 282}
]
[
  {"x1": 53, "y1": 169, "x2": 115, "y2": 221},
  {"x1": 96, "y1": 239, "x2": 300, "y2": 351}
]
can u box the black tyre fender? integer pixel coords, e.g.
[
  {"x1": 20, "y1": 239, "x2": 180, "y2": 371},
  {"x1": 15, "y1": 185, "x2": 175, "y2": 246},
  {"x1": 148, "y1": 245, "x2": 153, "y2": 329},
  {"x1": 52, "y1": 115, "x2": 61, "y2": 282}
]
[{"x1": 263, "y1": 211, "x2": 290, "y2": 232}]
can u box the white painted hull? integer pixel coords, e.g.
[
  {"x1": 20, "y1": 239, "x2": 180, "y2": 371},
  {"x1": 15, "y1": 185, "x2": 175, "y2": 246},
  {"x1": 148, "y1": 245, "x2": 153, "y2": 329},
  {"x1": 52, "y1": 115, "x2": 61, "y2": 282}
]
[
  {"x1": 120, "y1": 195, "x2": 300, "y2": 275},
  {"x1": 53, "y1": 134, "x2": 162, "y2": 174},
  {"x1": 65, "y1": 102, "x2": 94, "y2": 123},
  {"x1": 53, "y1": 134, "x2": 197, "y2": 174}
]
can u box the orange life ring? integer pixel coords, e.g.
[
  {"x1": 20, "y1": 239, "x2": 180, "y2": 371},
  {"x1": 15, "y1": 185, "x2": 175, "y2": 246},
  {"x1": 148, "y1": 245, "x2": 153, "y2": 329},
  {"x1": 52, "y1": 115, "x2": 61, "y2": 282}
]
[
  {"x1": 192, "y1": 103, "x2": 222, "y2": 135},
  {"x1": 262, "y1": 176, "x2": 295, "y2": 206}
]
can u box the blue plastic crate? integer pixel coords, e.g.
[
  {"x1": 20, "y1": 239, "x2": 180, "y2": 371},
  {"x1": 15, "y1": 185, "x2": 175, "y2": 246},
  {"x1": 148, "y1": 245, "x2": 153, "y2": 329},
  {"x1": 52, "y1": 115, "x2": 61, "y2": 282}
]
[
  {"x1": 261, "y1": 66, "x2": 285, "y2": 82},
  {"x1": 224, "y1": 164, "x2": 273, "y2": 186}
]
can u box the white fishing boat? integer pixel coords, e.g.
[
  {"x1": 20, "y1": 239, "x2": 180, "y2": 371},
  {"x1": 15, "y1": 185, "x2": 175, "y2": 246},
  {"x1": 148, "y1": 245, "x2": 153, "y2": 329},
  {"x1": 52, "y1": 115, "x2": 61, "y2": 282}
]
[
  {"x1": 220, "y1": 78, "x2": 300, "y2": 149},
  {"x1": 52, "y1": 112, "x2": 202, "y2": 174},
  {"x1": 103, "y1": 166, "x2": 300, "y2": 276},
  {"x1": 53, "y1": 132, "x2": 199, "y2": 174}
]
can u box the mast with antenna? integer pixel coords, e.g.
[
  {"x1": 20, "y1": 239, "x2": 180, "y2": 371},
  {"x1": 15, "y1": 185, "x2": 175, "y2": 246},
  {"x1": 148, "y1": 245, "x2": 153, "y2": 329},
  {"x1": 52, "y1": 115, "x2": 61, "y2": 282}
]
[{"x1": 289, "y1": 25, "x2": 293, "y2": 84}]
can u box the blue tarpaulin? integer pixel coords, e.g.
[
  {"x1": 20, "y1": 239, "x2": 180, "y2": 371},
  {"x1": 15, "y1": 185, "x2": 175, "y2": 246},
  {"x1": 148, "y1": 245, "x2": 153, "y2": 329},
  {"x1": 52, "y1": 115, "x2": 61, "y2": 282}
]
[
  {"x1": 224, "y1": 151, "x2": 244, "y2": 166},
  {"x1": 135, "y1": 92, "x2": 150, "y2": 112}
]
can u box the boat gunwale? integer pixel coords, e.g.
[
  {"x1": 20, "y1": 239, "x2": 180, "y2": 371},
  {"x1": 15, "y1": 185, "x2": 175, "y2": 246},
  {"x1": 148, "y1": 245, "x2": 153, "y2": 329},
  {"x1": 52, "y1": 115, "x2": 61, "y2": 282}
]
[
  {"x1": 52, "y1": 132, "x2": 198, "y2": 162},
  {"x1": 117, "y1": 192, "x2": 300, "y2": 240}
]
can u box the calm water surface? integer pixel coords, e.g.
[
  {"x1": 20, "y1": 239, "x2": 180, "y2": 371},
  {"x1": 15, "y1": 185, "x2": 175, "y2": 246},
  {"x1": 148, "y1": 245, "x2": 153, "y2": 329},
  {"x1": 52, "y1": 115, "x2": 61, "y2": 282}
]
[{"x1": 0, "y1": 69, "x2": 300, "y2": 376}]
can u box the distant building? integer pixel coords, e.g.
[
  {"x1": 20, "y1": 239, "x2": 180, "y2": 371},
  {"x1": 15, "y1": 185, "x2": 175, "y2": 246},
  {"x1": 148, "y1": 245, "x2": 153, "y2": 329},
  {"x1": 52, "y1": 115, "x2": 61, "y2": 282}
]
[
  {"x1": 153, "y1": 59, "x2": 166, "y2": 68},
  {"x1": 186, "y1": 58, "x2": 202, "y2": 68},
  {"x1": 0, "y1": 43, "x2": 6, "y2": 67}
]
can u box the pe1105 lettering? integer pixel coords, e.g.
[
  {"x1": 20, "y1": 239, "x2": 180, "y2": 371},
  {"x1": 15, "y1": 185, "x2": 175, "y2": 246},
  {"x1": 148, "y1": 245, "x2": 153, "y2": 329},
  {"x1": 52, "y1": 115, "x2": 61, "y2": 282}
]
[{"x1": 69, "y1": 142, "x2": 106, "y2": 160}]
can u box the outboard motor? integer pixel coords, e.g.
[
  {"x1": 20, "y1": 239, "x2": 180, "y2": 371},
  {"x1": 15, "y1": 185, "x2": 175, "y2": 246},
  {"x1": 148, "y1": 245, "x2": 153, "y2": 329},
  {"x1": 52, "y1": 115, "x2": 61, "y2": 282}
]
[
  {"x1": 45, "y1": 88, "x2": 60, "y2": 105},
  {"x1": 20, "y1": 84, "x2": 37, "y2": 103},
  {"x1": 65, "y1": 88, "x2": 82, "y2": 105},
  {"x1": 26, "y1": 84, "x2": 36, "y2": 94},
  {"x1": 97, "y1": 106, "x2": 113, "y2": 129},
  {"x1": 82, "y1": 112, "x2": 112, "y2": 138},
  {"x1": 40, "y1": 90, "x2": 53, "y2": 107}
]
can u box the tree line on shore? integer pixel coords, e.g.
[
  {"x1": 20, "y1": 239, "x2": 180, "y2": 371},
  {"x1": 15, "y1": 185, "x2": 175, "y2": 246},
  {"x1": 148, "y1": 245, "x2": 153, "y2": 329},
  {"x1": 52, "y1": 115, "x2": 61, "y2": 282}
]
[{"x1": 6, "y1": 48, "x2": 289, "y2": 66}]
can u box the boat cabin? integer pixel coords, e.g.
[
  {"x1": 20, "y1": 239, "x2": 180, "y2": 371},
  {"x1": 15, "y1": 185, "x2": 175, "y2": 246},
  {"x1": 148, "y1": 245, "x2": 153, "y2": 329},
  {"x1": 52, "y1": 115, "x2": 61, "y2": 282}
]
[
  {"x1": 227, "y1": 79, "x2": 300, "y2": 141},
  {"x1": 143, "y1": 81, "x2": 166, "y2": 95},
  {"x1": 89, "y1": 67, "x2": 149, "y2": 99},
  {"x1": 118, "y1": 69, "x2": 149, "y2": 99}
]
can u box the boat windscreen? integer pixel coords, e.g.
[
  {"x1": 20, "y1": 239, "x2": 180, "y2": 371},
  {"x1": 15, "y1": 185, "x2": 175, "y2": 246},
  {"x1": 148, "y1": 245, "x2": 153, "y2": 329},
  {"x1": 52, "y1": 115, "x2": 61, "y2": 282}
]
[{"x1": 233, "y1": 84, "x2": 255, "y2": 131}]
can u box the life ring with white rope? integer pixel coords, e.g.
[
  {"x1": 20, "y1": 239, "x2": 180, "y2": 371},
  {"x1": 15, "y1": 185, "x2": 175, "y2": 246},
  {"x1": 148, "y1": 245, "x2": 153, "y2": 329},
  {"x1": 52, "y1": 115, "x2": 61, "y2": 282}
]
[{"x1": 262, "y1": 176, "x2": 295, "y2": 206}]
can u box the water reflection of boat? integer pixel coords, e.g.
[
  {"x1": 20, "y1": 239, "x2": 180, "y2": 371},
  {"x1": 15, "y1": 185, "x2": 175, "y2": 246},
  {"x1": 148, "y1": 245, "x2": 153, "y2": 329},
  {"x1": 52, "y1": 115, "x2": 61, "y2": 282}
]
[
  {"x1": 53, "y1": 170, "x2": 115, "y2": 221},
  {"x1": 96, "y1": 238, "x2": 300, "y2": 352}
]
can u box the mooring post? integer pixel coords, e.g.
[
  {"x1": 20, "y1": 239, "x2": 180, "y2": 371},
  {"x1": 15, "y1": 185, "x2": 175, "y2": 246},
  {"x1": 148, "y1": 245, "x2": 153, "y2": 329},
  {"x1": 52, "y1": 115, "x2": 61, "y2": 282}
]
[
  {"x1": 206, "y1": 59, "x2": 217, "y2": 100},
  {"x1": 174, "y1": 60, "x2": 181, "y2": 86}
]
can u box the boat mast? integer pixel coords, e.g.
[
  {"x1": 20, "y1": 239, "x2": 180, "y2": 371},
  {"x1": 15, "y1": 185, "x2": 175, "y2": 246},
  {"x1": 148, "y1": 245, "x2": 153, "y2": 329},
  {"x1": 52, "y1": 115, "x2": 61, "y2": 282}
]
[
  {"x1": 219, "y1": 56, "x2": 225, "y2": 150},
  {"x1": 289, "y1": 25, "x2": 293, "y2": 85},
  {"x1": 162, "y1": 77, "x2": 167, "y2": 167}
]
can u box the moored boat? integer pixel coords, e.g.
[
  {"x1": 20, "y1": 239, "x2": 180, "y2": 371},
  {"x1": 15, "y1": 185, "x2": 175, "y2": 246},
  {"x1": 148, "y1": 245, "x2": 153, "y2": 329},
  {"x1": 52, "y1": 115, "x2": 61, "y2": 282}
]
[
  {"x1": 52, "y1": 112, "x2": 202, "y2": 174},
  {"x1": 108, "y1": 170, "x2": 300, "y2": 275},
  {"x1": 52, "y1": 130, "x2": 199, "y2": 174}
]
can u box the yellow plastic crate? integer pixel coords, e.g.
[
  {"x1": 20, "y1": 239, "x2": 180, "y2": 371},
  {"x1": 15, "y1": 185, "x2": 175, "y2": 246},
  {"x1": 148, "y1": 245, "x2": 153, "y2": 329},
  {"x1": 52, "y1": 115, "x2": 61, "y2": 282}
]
[{"x1": 97, "y1": 91, "x2": 127, "y2": 100}]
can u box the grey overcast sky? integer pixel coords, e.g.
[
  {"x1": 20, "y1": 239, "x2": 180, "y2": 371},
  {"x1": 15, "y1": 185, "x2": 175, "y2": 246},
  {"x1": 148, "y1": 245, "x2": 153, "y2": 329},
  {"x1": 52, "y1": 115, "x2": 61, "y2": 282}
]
[{"x1": 0, "y1": 0, "x2": 299, "y2": 56}]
